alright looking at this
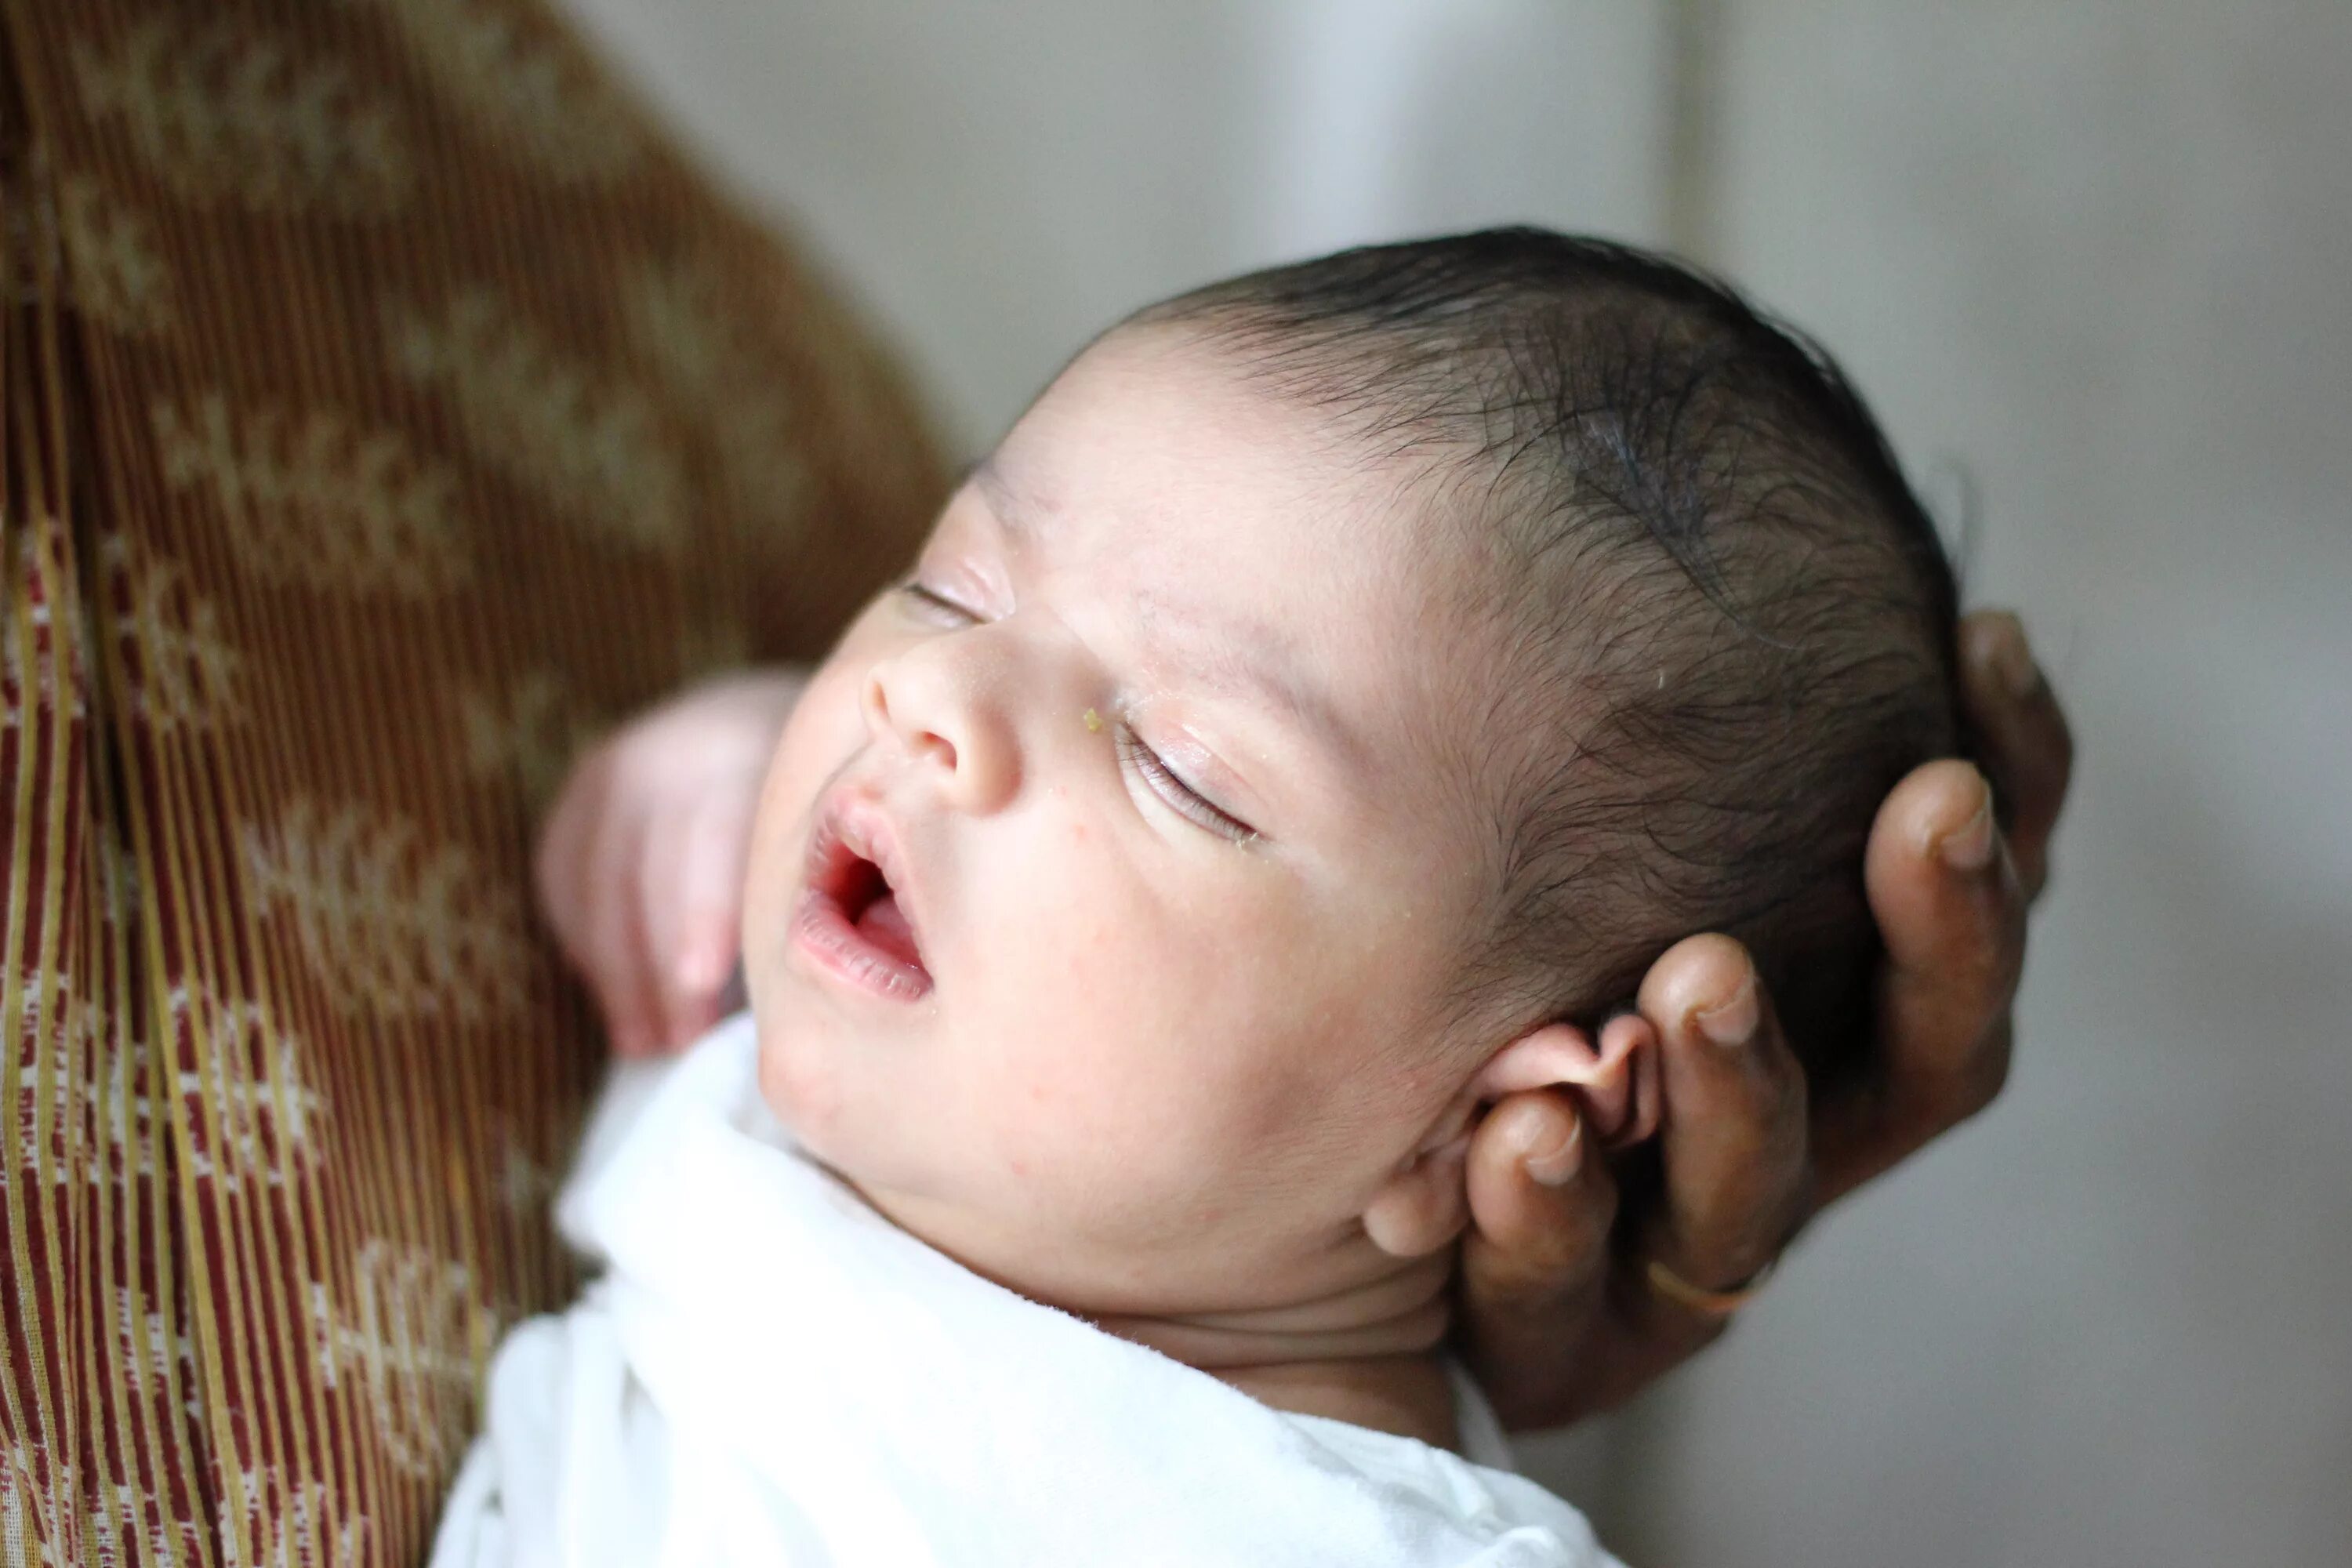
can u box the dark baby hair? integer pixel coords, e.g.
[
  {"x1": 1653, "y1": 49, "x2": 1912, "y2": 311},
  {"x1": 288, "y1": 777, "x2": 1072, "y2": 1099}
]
[{"x1": 1136, "y1": 227, "x2": 1968, "y2": 1086}]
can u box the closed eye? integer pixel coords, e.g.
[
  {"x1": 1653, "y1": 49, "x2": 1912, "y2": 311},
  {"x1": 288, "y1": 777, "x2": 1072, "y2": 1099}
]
[
  {"x1": 1116, "y1": 724, "x2": 1258, "y2": 844},
  {"x1": 895, "y1": 578, "x2": 980, "y2": 626}
]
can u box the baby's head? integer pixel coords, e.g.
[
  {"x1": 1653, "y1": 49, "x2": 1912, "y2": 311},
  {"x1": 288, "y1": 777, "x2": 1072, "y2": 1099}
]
[{"x1": 741, "y1": 229, "x2": 1961, "y2": 1334}]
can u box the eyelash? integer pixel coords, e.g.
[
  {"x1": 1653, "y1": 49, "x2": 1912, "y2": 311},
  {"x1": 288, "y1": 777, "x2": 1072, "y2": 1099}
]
[
  {"x1": 896, "y1": 579, "x2": 977, "y2": 622},
  {"x1": 895, "y1": 578, "x2": 1258, "y2": 845},
  {"x1": 1116, "y1": 724, "x2": 1258, "y2": 844}
]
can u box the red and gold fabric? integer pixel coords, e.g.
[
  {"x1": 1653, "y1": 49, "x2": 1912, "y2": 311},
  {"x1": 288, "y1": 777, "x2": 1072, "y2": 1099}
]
[{"x1": 0, "y1": 3, "x2": 944, "y2": 1559}]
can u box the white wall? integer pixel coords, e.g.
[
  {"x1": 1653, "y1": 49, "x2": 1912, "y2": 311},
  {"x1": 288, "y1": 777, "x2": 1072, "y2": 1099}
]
[
  {"x1": 560, "y1": 3, "x2": 2352, "y2": 1563},
  {"x1": 557, "y1": 0, "x2": 1671, "y2": 453},
  {"x1": 1627, "y1": 5, "x2": 2352, "y2": 1564}
]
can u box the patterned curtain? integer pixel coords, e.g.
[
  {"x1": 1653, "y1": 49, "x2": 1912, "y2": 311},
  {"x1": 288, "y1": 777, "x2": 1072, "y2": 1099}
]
[{"x1": 0, "y1": 2, "x2": 946, "y2": 1560}]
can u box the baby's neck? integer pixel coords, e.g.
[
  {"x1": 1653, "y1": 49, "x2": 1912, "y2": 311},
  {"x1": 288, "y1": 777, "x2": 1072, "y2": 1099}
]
[
  {"x1": 1082, "y1": 1251, "x2": 1465, "y2": 1450},
  {"x1": 833, "y1": 1167, "x2": 1468, "y2": 1449}
]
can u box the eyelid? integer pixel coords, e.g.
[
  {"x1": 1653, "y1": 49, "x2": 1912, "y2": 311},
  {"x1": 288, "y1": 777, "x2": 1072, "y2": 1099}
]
[
  {"x1": 896, "y1": 577, "x2": 982, "y2": 623},
  {"x1": 1116, "y1": 723, "x2": 1258, "y2": 844},
  {"x1": 891, "y1": 570, "x2": 1261, "y2": 844}
]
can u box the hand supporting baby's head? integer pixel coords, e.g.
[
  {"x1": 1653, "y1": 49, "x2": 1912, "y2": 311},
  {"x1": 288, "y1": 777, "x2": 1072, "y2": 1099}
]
[{"x1": 738, "y1": 229, "x2": 1961, "y2": 1366}]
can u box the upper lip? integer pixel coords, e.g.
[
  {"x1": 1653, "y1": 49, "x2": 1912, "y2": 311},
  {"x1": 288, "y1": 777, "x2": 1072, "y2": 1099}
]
[{"x1": 806, "y1": 786, "x2": 928, "y2": 964}]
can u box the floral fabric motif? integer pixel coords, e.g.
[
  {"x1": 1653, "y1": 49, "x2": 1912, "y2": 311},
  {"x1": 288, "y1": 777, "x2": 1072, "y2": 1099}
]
[{"x1": 0, "y1": 2, "x2": 946, "y2": 1562}]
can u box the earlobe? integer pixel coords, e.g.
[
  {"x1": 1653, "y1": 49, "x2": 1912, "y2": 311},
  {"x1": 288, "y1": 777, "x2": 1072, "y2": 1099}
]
[
  {"x1": 1362, "y1": 1134, "x2": 1472, "y2": 1258},
  {"x1": 1473, "y1": 1016, "x2": 1660, "y2": 1149}
]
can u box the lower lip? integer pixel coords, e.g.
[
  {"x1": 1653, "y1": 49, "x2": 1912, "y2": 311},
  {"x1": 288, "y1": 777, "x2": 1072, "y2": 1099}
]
[{"x1": 791, "y1": 887, "x2": 935, "y2": 1003}]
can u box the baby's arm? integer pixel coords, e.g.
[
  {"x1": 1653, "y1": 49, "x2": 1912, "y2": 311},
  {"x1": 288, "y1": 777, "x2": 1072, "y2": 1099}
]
[{"x1": 535, "y1": 669, "x2": 808, "y2": 1055}]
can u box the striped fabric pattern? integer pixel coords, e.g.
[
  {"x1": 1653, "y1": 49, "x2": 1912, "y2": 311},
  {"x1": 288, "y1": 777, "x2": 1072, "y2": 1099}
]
[{"x1": 0, "y1": 2, "x2": 946, "y2": 1560}]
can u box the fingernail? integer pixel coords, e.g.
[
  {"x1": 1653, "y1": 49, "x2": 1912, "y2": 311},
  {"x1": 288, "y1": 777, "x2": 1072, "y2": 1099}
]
[
  {"x1": 1936, "y1": 788, "x2": 1996, "y2": 873},
  {"x1": 1519, "y1": 1110, "x2": 1583, "y2": 1187},
  {"x1": 1984, "y1": 614, "x2": 2041, "y2": 701},
  {"x1": 1695, "y1": 974, "x2": 1758, "y2": 1048}
]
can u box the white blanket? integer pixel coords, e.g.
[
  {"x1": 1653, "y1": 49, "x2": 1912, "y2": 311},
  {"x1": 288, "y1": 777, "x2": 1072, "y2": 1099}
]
[{"x1": 432, "y1": 1014, "x2": 1624, "y2": 1567}]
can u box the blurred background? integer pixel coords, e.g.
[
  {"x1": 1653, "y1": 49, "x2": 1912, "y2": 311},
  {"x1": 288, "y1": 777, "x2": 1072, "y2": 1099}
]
[{"x1": 556, "y1": 3, "x2": 2350, "y2": 1563}]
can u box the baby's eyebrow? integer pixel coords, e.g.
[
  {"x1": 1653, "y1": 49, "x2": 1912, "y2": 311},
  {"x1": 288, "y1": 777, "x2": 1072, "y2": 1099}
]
[
  {"x1": 964, "y1": 455, "x2": 1364, "y2": 770},
  {"x1": 965, "y1": 456, "x2": 1040, "y2": 544},
  {"x1": 1139, "y1": 600, "x2": 1365, "y2": 771}
]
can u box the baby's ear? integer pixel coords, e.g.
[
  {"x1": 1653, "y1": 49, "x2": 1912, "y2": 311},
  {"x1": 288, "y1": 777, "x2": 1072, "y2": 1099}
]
[
  {"x1": 1475, "y1": 1014, "x2": 1661, "y2": 1152},
  {"x1": 1359, "y1": 1015, "x2": 1660, "y2": 1261},
  {"x1": 1360, "y1": 1127, "x2": 1473, "y2": 1260}
]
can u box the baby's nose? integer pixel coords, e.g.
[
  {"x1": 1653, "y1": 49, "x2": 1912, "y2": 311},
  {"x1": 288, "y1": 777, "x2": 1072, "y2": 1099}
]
[
  {"x1": 864, "y1": 670, "x2": 956, "y2": 771},
  {"x1": 862, "y1": 647, "x2": 1019, "y2": 812}
]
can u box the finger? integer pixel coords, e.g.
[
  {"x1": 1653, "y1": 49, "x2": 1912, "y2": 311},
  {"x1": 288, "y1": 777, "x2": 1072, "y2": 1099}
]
[
  {"x1": 533, "y1": 753, "x2": 608, "y2": 966},
  {"x1": 1958, "y1": 610, "x2": 2073, "y2": 899},
  {"x1": 1818, "y1": 757, "x2": 2024, "y2": 1199},
  {"x1": 1457, "y1": 1091, "x2": 1615, "y2": 1425},
  {"x1": 648, "y1": 800, "x2": 747, "y2": 1048},
  {"x1": 635, "y1": 805, "x2": 701, "y2": 1051},
  {"x1": 586, "y1": 803, "x2": 659, "y2": 1058},
  {"x1": 1462, "y1": 1091, "x2": 1608, "y2": 1286},
  {"x1": 1635, "y1": 935, "x2": 1811, "y2": 1290}
]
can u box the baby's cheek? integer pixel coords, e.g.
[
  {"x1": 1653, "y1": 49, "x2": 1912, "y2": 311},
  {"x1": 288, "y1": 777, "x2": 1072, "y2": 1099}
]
[
  {"x1": 740, "y1": 667, "x2": 863, "y2": 930},
  {"x1": 977, "y1": 1042, "x2": 1188, "y2": 1200}
]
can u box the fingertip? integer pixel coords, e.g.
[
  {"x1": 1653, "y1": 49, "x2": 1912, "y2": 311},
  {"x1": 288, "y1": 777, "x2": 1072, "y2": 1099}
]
[
  {"x1": 1520, "y1": 1102, "x2": 1586, "y2": 1188},
  {"x1": 1936, "y1": 784, "x2": 1996, "y2": 873},
  {"x1": 1472, "y1": 1096, "x2": 1563, "y2": 1192},
  {"x1": 1867, "y1": 760, "x2": 2019, "y2": 981},
  {"x1": 658, "y1": 917, "x2": 741, "y2": 1039},
  {"x1": 1955, "y1": 608, "x2": 2072, "y2": 884},
  {"x1": 1637, "y1": 933, "x2": 1757, "y2": 1048},
  {"x1": 1465, "y1": 1093, "x2": 1602, "y2": 1252},
  {"x1": 673, "y1": 922, "x2": 736, "y2": 996},
  {"x1": 1880, "y1": 758, "x2": 1996, "y2": 875}
]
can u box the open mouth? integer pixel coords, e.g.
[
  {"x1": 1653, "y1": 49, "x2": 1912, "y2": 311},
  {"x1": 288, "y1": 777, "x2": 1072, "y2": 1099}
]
[{"x1": 793, "y1": 799, "x2": 934, "y2": 1001}]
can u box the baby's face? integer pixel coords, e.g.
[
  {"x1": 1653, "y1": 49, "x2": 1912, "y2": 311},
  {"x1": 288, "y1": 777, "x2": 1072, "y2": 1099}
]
[{"x1": 741, "y1": 328, "x2": 1502, "y2": 1317}]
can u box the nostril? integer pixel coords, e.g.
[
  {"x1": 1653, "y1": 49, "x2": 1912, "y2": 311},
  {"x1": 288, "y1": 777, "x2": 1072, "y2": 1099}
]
[
  {"x1": 912, "y1": 729, "x2": 957, "y2": 772},
  {"x1": 866, "y1": 662, "x2": 975, "y2": 782}
]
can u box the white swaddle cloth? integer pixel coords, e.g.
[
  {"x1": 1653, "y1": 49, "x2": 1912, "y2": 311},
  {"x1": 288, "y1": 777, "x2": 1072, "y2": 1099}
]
[{"x1": 432, "y1": 1014, "x2": 1623, "y2": 1567}]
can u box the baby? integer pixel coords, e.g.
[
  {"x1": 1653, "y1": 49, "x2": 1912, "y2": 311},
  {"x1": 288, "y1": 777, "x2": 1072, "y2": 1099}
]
[{"x1": 436, "y1": 228, "x2": 1962, "y2": 1566}]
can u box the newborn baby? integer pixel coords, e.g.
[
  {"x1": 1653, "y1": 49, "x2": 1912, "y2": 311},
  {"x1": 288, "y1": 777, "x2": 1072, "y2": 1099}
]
[{"x1": 436, "y1": 228, "x2": 1962, "y2": 1566}]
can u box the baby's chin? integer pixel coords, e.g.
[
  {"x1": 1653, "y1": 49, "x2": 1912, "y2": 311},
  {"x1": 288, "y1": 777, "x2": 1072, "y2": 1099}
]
[
  {"x1": 750, "y1": 1008, "x2": 944, "y2": 1205},
  {"x1": 751, "y1": 1008, "x2": 855, "y2": 1160},
  {"x1": 746, "y1": 1029, "x2": 1118, "y2": 1296}
]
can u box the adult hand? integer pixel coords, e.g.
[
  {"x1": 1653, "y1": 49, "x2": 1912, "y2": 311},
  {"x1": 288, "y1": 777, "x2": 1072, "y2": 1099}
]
[
  {"x1": 536, "y1": 668, "x2": 808, "y2": 1057},
  {"x1": 1455, "y1": 610, "x2": 2072, "y2": 1429}
]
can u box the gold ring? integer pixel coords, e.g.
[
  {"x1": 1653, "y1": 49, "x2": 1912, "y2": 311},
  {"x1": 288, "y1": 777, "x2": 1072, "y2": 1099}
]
[{"x1": 1646, "y1": 1257, "x2": 1773, "y2": 1316}]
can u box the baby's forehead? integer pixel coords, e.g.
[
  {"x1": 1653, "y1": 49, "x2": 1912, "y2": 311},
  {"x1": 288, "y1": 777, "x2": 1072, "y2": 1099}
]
[
  {"x1": 999, "y1": 441, "x2": 1478, "y2": 667},
  {"x1": 992, "y1": 325, "x2": 1525, "y2": 771},
  {"x1": 1007, "y1": 326, "x2": 1493, "y2": 600}
]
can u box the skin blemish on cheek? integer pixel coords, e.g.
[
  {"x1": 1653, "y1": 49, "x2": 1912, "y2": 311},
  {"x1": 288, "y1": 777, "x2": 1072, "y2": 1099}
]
[{"x1": 1082, "y1": 706, "x2": 1103, "y2": 732}]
